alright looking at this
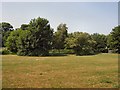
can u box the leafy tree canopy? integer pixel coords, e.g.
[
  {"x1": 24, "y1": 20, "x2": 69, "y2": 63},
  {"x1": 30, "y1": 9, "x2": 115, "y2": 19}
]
[
  {"x1": 107, "y1": 25, "x2": 120, "y2": 53},
  {"x1": 17, "y1": 17, "x2": 53, "y2": 56},
  {"x1": 53, "y1": 23, "x2": 68, "y2": 51},
  {"x1": 0, "y1": 22, "x2": 13, "y2": 32},
  {"x1": 91, "y1": 33, "x2": 107, "y2": 53}
]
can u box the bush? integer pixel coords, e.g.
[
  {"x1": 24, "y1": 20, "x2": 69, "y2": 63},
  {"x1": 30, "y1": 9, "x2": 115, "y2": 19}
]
[
  {"x1": 5, "y1": 29, "x2": 23, "y2": 53},
  {"x1": 2, "y1": 49, "x2": 10, "y2": 55},
  {"x1": 63, "y1": 49, "x2": 75, "y2": 54},
  {"x1": 49, "y1": 49, "x2": 74, "y2": 55},
  {"x1": 74, "y1": 46, "x2": 95, "y2": 56}
]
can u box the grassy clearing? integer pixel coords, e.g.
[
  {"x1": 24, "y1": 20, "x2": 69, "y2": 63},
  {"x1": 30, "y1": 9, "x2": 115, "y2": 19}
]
[{"x1": 2, "y1": 53, "x2": 118, "y2": 88}]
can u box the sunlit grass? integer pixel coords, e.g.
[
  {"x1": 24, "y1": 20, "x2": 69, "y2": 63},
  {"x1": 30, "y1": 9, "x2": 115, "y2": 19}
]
[{"x1": 2, "y1": 53, "x2": 118, "y2": 88}]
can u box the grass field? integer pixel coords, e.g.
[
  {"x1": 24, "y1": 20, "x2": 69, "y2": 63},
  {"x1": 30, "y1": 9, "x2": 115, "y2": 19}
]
[{"x1": 2, "y1": 53, "x2": 118, "y2": 88}]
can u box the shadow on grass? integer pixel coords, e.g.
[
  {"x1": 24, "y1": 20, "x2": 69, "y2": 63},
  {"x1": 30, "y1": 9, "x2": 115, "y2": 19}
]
[
  {"x1": 46, "y1": 53, "x2": 68, "y2": 57},
  {"x1": 17, "y1": 53, "x2": 68, "y2": 57},
  {"x1": 75, "y1": 54, "x2": 96, "y2": 57}
]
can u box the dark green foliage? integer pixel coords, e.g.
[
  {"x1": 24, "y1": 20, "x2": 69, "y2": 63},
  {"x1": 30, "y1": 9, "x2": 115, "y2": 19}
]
[
  {"x1": 0, "y1": 22, "x2": 13, "y2": 47},
  {"x1": 2, "y1": 31, "x2": 11, "y2": 47},
  {"x1": 0, "y1": 22, "x2": 13, "y2": 32},
  {"x1": 16, "y1": 30, "x2": 31, "y2": 55},
  {"x1": 53, "y1": 23, "x2": 68, "y2": 51},
  {"x1": 4, "y1": 18, "x2": 53, "y2": 56},
  {"x1": 20, "y1": 24, "x2": 29, "y2": 30},
  {"x1": 17, "y1": 17, "x2": 53, "y2": 56},
  {"x1": 2, "y1": 49, "x2": 10, "y2": 55},
  {"x1": 5, "y1": 29, "x2": 23, "y2": 53},
  {"x1": 3, "y1": 18, "x2": 119, "y2": 56},
  {"x1": 74, "y1": 32, "x2": 96, "y2": 55},
  {"x1": 107, "y1": 26, "x2": 120, "y2": 53},
  {"x1": 65, "y1": 32, "x2": 96, "y2": 55},
  {"x1": 91, "y1": 33, "x2": 108, "y2": 53},
  {"x1": 0, "y1": 34, "x2": 1, "y2": 49}
]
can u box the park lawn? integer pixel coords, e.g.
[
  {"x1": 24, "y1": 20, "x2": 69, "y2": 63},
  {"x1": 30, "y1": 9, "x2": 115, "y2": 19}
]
[{"x1": 2, "y1": 53, "x2": 118, "y2": 88}]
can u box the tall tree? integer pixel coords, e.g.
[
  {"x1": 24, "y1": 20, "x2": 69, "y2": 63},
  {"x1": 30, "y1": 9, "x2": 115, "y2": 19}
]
[
  {"x1": 0, "y1": 34, "x2": 2, "y2": 47},
  {"x1": 53, "y1": 23, "x2": 68, "y2": 52},
  {"x1": 6, "y1": 29, "x2": 23, "y2": 53},
  {"x1": 91, "y1": 33, "x2": 107, "y2": 53},
  {"x1": 0, "y1": 22, "x2": 13, "y2": 32},
  {"x1": 0, "y1": 22, "x2": 13, "y2": 47},
  {"x1": 65, "y1": 32, "x2": 96, "y2": 55},
  {"x1": 73, "y1": 32, "x2": 96, "y2": 55},
  {"x1": 17, "y1": 17, "x2": 53, "y2": 56},
  {"x1": 107, "y1": 26, "x2": 120, "y2": 53}
]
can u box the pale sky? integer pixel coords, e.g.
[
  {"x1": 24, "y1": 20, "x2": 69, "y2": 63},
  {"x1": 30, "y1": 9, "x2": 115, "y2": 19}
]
[{"x1": 1, "y1": 1, "x2": 118, "y2": 34}]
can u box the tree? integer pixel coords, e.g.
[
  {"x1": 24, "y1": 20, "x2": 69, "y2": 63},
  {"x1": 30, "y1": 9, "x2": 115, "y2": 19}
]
[
  {"x1": 20, "y1": 24, "x2": 29, "y2": 30},
  {"x1": 74, "y1": 32, "x2": 96, "y2": 55},
  {"x1": 17, "y1": 17, "x2": 53, "y2": 56},
  {"x1": 5, "y1": 29, "x2": 23, "y2": 53},
  {"x1": 0, "y1": 34, "x2": 2, "y2": 47},
  {"x1": 0, "y1": 22, "x2": 13, "y2": 47},
  {"x1": 65, "y1": 32, "x2": 96, "y2": 55},
  {"x1": 107, "y1": 26, "x2": 120, "y2": 53},
  {"x1": 0, "y1": 22, "x2": 13, "y2": 32},
  {"x1": 65, "y1": 33, "x2": 76, "y2": 49},
  {"x1": 17, "y1": 30, "x2": 32, "y2": 55},
  {"x1": 53, "y1": 23, "x2": 68, "y2": 52},
  {"x1": 91, "y1": 33, "x2": 108, "y2": 53}
]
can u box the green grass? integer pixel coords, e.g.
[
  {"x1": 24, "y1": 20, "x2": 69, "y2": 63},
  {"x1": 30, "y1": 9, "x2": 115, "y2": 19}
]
[{"x1": 2, "y1": 53, "x2": 118, "y2": 88}]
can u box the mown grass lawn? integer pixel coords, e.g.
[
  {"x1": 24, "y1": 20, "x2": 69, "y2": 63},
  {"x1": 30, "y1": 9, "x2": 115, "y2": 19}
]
[{"x1": 2, "y1": 53, "x2": 118, "y2": 88}]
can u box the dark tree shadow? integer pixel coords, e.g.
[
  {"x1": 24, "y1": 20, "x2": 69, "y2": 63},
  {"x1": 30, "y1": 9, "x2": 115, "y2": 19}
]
[{"x1": 46, "y1": 53, "x2": 68, "y2": 57}]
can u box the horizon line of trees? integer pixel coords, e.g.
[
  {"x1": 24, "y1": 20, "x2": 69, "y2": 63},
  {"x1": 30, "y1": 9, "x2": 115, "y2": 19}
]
[{"x1": 0, "y1": 17, "x2": 120, "y2": 56}]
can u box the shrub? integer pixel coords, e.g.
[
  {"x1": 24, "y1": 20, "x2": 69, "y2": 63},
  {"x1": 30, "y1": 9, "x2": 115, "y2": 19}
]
[
  {"x1": 2, "y1": 49, "x2": 10, "y2": 55},
  {"x1": 5, "y1": 29, "x2": 23, "y2": 53},
  {"x1": 63, "y1": 49, "x2": 74, "y2": 54},
  {"x1": 49, "y1": 49, "x2": 74, "y2": 55}
]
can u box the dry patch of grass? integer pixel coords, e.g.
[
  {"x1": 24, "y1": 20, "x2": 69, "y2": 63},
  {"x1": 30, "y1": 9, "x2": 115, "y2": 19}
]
[{"x1": 2, "y1": 53, "x2": 118, "y2": 88}]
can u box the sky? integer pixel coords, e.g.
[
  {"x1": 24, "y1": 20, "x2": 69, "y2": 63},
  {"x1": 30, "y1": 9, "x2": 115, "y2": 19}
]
[
  {"x1": 118, "y1": 2, "x2": 120, "y2": 25},
  {"x1": 1, "y1": 2, "x2": 118, "y2": 34},
  {"x1": 1, "y1": 0, "x2": 119, "y2": 2}
]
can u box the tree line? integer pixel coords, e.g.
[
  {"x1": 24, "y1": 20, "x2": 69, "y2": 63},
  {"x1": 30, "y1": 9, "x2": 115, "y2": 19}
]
[{"x1": 0, "y1": 17, "x2": 120, "y2": 56}]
